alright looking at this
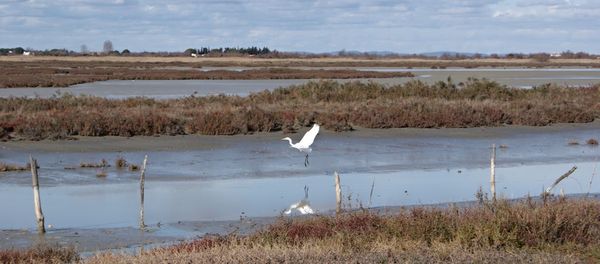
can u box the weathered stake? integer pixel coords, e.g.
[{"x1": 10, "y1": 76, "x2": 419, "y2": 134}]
[
  {"x1": 334, "y1": 171, "x2": 342, "y2": 215},
  {"x1": 545, "y1": 166, "x2": 577, "y2": 195},
  {"x1": 139, "y1": 155, "x2": 148, "y2": 229},
  {"x1": 490, "y1": 144, "x2": 496, "y2": 201},
  {"x1": 30, "y1": 155, "x2": 45, "y2": 234}
]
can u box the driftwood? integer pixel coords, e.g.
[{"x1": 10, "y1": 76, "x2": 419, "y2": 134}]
[{"x1": 545, "y1": 166, "x2": 577, "y2": 194}]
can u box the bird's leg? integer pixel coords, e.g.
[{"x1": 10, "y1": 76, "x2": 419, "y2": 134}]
[{"x1": 304, "y1": 154, "x2": 309, "y2": 167}]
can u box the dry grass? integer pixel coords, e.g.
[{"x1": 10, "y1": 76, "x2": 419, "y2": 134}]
[
  {"x1": 0, "y1": 60, "x2": 412, "y2": 87},
  {"x1": 0, "y1": 246, "x2": 79, "y2": 264},
  {"x1": 79, "y1": 159, "x2": 109, "y2": 168},
  {"x1": 128, "y1": 164, "x2": 139, "y2": 171},
  {"x1": 82, "y1": 198, "x2": 600, "y2": 263},
  {"x1": 115, "y1": 156, "x2": 127, "y2": 169},
  {"x1": 95, "y1": 170, "x2": 107, "y2": 178},
  {"x1": 0, "y1": 79, "x2": 598, "y2": 140},
  {"x1": 0, "y1": 162, "x2": 28, "y2": 172}
]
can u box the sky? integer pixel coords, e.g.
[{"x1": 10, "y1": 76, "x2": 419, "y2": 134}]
[{"x1": 1, "y1": 0, "x2": 600, "y2": 54}]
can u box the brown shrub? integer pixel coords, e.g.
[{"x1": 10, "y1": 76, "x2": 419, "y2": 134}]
[{"x1": 0, "y1": 80, "x2": 598, "y2": 140}]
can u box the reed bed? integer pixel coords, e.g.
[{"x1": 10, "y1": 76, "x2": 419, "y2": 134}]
[{"x1": 0, "y1": 79, "x2": 598, "y2": 141}]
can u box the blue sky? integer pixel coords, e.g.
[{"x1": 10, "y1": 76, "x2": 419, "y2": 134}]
[{"x1": 1, "y1": 0, "x2": 599, "y2": 53}]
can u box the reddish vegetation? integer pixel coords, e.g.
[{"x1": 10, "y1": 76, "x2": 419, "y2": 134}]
[
  {"x1": 87, "y1": 198, "x2": 600, "y2": 263},
  {"x1": 0, "y1": 79, "x2": 598, "y2": 141},
  {"x1": 4, "y1": 198, "x2": 600, "y2": 263},
  {"x1": 0, "y1": 61, "x2": 412, "y2": 87}
]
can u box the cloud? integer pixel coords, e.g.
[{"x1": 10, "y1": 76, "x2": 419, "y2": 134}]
[{"x1": 0, "y1": 0, "x2": 598, "y2": 53}]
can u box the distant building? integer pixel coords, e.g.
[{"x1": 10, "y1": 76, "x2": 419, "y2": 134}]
[
  {"x1": 550, "y1": 53, "x2": 561, "y2": 58},
  {"x1": 23, "y1": 51, "x2": 31, "y2": 56}
]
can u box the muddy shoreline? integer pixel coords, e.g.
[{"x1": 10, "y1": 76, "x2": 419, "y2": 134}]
[{"x1": 2, "y1": 121, "x2": 599, "y2": 153}]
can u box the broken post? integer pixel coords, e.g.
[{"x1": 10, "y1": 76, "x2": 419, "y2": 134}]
[
  {"x1": 490, "y1": 144, "x2": 496, "y2": 201},
  {"x1": 30, "y1": 155, "x2": 45, "y2": 234},
  {"x1": 545, "y1": 166, "x2": 577, "y2": 195},
  {"x1": 139, "y1": 155, "x2": 148, "y2": 229},
  {"x1": 334, "y1": 171, "x2": 342, "y2": 215}
]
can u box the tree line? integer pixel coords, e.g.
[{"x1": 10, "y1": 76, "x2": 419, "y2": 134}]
[{"x1": 184, "y1": 46, "x2": 272, "y2": 56}]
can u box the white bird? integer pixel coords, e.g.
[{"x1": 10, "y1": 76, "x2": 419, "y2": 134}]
[
  {"x1": 284, "y1": 186, "x2": 314, "y2": 215},
  {"x1": 282, "y1": 124, "x2": 320, "y2": 167}
]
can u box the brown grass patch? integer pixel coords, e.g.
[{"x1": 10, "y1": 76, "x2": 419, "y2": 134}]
[
  {"x1": 128, "y1": 164, "x2": 139, "y2": 171},
  {"x1": 115, "y1": 156, "x2": 127, "y2": 169},
  {"x1": 0, "y1": 60, "x2": 412, "y2": 87},
  {"x1": 0, "y1": 80, "x2": 598, "y2": 140},
  {"x1": 0, "y1": 162, "x2": 28, "y2": 172},
  {"x1": 80, "y1": 159, "x2": 109, "y2": 168},
  {"x1": 96, "y1": 170, "x2": 107, "y2": 177},
  {"x1": 83, "y1": 198, "x2": 600, "y2": 263},
  {"x1": 0, "y1": 246, "x2": 79, "y2": 264}
]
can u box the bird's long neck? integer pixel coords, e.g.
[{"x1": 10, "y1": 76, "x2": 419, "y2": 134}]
[{"x1": 284, "y1": 138, "x2": 294, "y2": 147}]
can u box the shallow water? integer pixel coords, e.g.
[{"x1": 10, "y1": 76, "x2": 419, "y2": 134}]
[
  {"x1": 1, "y1": 126, "x2": 599, "y2": 230},
  {"x1": 0, "y1": 162, "x2": 598, "y2": 230},
  {"x1": 0, "y1": 68, "x2": 599, "y2": 99}
]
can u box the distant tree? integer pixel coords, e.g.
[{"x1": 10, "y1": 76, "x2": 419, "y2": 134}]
[
  {"x1": 14, "y1": 47, "x2": 24, "y2": 54},
  {"x1": 121, "y1": 49, "x2": 130, "y2": 54},
  {"x1": 80, "y1": 44, "x2": 89, "y2": 54},
  {"x1": 183, "y1": 48, "x2": 196, "y2": 55},
  {"x1": 103, "y1": 40, "x2": 113, "y2": 54}
]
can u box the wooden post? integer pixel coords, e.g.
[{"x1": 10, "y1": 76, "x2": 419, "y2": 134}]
[
  {"x1": 490, "y1": 144, "x2": 496, "y2": 201},
  {"x1": 334, "y1": 171, "x2": 342, "y2": 215},
  {"x1": 30, "y1": 155, "x2": 45, "y2": 234},
  {"x1": 139, "y1": 155, "x2": 148, "y2": 229}
]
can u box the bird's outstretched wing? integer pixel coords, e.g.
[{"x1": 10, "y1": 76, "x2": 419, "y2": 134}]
[{"x1": 296, "y1": 124, "x2": 320, "y2": 148}]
